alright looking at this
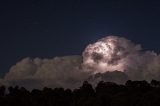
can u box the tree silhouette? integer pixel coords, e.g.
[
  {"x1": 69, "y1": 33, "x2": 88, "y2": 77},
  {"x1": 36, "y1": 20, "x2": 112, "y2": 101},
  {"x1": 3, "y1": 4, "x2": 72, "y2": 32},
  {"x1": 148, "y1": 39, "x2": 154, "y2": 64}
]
[
  {"x1": 0, "y1": 80, "x2": 160, "y2": 106},
  {"x1": 0, "y1": 85, "x2": 5, "y2": 96}
]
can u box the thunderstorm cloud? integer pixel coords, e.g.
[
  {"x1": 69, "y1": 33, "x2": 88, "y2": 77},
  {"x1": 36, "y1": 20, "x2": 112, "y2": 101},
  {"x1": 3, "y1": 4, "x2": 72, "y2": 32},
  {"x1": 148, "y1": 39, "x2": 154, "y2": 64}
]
[{"x1": 1, "y1": 36, "x2": 160, "y2": 89}]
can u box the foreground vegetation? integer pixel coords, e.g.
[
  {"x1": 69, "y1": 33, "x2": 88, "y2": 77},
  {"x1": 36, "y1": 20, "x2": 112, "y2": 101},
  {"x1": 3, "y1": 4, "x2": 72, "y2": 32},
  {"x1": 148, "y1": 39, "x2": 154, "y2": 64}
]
[{"x1": 0, "y1": 80, "x2": 160, "y2": 106}]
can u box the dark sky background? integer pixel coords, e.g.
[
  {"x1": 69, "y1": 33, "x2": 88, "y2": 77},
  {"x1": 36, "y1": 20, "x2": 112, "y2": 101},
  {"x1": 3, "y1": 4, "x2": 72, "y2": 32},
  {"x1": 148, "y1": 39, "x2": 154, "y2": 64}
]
[{"x1": 0, "y1": 0, "x2": 160, "y2": 75}]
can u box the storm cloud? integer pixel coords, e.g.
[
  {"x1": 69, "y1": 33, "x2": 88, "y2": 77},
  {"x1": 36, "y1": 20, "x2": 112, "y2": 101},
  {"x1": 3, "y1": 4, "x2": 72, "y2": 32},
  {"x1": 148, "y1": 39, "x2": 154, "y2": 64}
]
[
  {"x1": 83, "y1": 36, "x2": 160, "y2": 81},
  {"x1": 1, "y1": 36, "x2": 160, "y2": 89},
  {"x1": 3, "y1": 56, "x2": 90, "y2": 89}
]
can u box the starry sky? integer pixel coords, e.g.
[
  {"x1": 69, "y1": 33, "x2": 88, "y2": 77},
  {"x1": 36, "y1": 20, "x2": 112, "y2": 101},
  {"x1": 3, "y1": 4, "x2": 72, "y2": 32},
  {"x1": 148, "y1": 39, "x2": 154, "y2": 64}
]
[{"x1": 0, "y1": 0, "x2": 160, "y2": 75}]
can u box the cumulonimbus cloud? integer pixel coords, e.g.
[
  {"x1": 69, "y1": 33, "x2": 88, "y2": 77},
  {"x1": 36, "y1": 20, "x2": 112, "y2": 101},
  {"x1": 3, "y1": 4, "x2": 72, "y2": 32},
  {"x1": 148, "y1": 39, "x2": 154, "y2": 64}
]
[{"x1": 1, "y1": 35, "x2": 160, "y2": 89}]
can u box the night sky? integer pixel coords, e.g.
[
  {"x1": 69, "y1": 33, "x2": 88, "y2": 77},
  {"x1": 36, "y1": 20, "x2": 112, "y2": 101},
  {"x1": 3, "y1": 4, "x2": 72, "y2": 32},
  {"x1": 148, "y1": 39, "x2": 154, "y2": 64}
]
[{"x1": 0, "y1": 0, "x2": 160, "y2": 75}]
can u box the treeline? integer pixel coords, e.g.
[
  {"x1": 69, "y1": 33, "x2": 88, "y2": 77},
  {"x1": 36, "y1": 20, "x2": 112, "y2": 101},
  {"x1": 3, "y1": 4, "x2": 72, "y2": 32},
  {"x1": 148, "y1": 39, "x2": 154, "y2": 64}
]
[{"x1": 0, "y1": 80, "x2": 160, "y2": 106}]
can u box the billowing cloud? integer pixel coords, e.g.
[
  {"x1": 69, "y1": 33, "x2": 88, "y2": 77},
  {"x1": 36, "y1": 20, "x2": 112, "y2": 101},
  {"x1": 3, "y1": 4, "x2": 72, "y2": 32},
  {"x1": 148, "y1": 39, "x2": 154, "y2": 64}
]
[
  {"x1": 1, "y1": 35, "x2": 160, "y2": 89},
  {"x1": 83, "y1": 36, "x2": 141, "y2": 73},
  {"x1": 83, "y1": 36, "x2": 160, "y2": 81},
  {"x1": 4, "y1": 56, "x2": 90, "y2": 89}
]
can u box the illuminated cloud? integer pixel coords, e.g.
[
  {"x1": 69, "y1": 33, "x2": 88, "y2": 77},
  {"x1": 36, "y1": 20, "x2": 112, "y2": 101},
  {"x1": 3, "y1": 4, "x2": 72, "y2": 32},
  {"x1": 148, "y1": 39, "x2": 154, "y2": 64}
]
[
  {"x1": 83, "y1": 36, "x2": 160, "y2": 81},
  {"x1": 83, "y1": 36, "x2": 141, "y2": 73},
  {"x1": 1, "y1": 35, "x2": 160, "y2": 89}
]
